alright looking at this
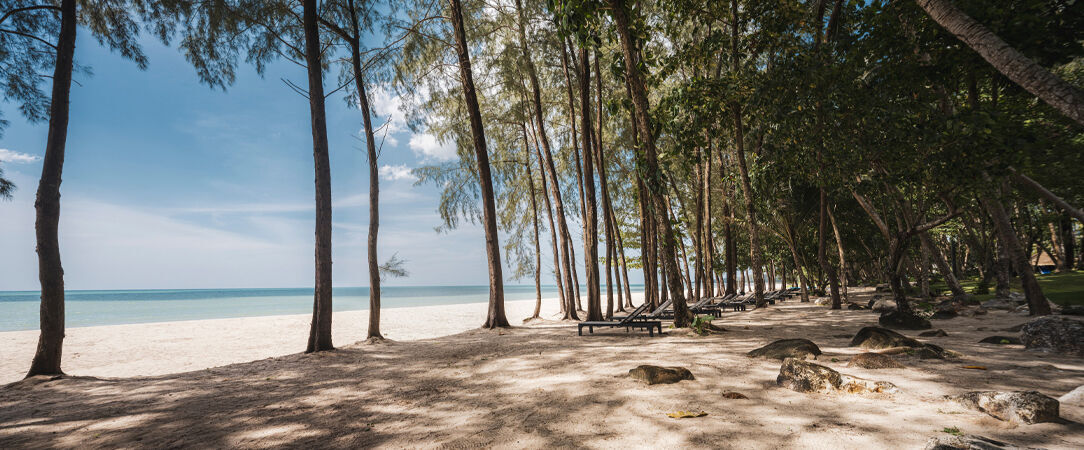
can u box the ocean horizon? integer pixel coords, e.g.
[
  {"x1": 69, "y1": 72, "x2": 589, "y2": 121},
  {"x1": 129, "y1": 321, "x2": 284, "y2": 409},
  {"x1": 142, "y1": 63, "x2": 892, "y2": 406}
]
[{"x1": 0, "y1": 285, "x2": 646, "y2": 332}]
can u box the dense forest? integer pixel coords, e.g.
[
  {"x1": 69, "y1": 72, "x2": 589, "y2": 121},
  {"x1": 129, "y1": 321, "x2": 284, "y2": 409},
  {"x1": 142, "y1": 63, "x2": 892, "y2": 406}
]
[{"x1": 1, "y1": 0, "x2": 1082, "y2": 379}]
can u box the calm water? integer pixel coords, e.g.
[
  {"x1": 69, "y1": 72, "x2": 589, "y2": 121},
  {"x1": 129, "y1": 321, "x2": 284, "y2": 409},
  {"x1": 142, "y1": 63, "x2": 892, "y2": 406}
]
[{"x1": 0, "y1": 285, "x2": 588, "y2": 332}]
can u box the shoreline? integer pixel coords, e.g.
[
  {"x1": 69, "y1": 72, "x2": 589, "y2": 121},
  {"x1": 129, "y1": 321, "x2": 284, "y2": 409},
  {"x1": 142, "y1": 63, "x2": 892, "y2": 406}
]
[{"x1": 0, "y1": 296, "x2": 588, "y2": 384}]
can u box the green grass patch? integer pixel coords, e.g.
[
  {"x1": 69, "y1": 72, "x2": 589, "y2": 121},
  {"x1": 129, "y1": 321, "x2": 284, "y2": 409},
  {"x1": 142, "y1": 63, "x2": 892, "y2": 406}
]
[{"x1": 929, "y1": 270, "x2": 1084, "y2": 306}]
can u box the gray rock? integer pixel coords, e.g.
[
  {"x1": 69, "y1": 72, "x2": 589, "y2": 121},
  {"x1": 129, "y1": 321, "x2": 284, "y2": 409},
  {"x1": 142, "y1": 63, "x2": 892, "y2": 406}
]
[
  {"x1": 850, "y1": 326, "x2": 923, "y2": 349},
  {"x1": 949, "y1": 391, "x2": 1060, "y2": 424},
  {"x1": 847, "y1": 352, "x2": 905, "y2": 369},
  {"x1": 628, "y1": 365, "x2": 694, "y2": 385},
  {"x1": 1020, "y1": 316, "x2": 1084, "y2": 356},
  {"x1": 924, "y1": 434, "x2": 1036, "y2": 450},
  {"x1": 1059, "y1": 385, "x2": 1084, "y2": 406},
  {"x1": 919, "y1": 329, "x2": 949, "y2": 337},
  {"x1": 869, "y1": 298, "x2": 897, "y2": 313},
  {"x1": 746, "y1": 339, "x2": 822, "y2": 360},
  {"x1": 879, "y1": 311, "x2": 933, "y2": 330},
  {"x1": 978, "y1": 336, "x2": 1022, "y2": 345},
  {"x1": 959, "y1": 307, "x2": 989, "y2": 317},
  {"x1": 777, "y1": 358, "x2": 897, "y2": 394}
]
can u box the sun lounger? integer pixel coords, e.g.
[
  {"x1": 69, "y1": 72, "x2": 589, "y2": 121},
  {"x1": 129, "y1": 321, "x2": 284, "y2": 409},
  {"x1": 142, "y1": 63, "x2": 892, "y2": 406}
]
[{"x1": 578, "y1": 302, "x2": 663, "y2": 337}]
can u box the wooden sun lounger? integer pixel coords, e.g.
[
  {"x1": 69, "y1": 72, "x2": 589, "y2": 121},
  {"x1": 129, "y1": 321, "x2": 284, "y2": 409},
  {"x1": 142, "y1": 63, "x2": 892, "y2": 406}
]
[{"x1": 578, "y1": 302, "x2": 663, "y2": 337}]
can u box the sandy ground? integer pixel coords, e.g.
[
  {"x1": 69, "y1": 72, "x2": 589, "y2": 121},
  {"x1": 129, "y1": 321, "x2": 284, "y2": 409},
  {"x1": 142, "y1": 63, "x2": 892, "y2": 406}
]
[
  {"x1": 1, "y1": 288, "x2": 1082, "y2": 449},
  {"x1": 0, "y1": 297, "x2": 568, "y2": 383}
]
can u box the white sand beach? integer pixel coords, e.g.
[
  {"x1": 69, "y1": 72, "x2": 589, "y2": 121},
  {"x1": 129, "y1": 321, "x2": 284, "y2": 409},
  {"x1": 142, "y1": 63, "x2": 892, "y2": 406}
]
[{"x1": 0, "y1": 296, "x2": 572, "y2": 384}]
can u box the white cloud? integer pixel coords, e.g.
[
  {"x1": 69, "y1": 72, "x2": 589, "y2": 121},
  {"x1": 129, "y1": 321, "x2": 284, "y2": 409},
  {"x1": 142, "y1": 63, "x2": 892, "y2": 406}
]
[
  {"x1": 379, "y1": 164, "x2": 416, "y2": 181},
  {"x1": 368, "y1": 86, "x2": 407, "y2": 134},
  {"x1": 0, "y1": 149, "x2": 41, "y2": 164},
  {"x1": 409, "y1": 133, "x2": 457, "y2": 161}
]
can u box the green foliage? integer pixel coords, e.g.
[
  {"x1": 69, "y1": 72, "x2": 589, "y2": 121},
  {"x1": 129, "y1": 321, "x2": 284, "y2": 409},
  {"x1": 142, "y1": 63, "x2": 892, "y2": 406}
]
[
  {"x1": 942, "y1": 426, "x2": 961, "y2": 436},
  {"x1": 691, "y1": 314, "x2": 713, "y2": 335}
]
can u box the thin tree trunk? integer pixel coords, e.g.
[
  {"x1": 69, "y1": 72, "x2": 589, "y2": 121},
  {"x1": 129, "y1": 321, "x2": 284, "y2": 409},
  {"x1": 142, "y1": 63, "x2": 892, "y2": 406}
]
[
  {"x1": 919, "y1": 231, "x2": 966, "y2": 297},
  {"x1": 303, "y1": 0, "x2": 334, "y2": 352},
  {"x1": 981, "y1": 188, "x2": 1049, "y2": 315},
  {"x1": 819, "y1": 189, "x2": 842, "y2": 309},
  {"x1": 448, "y1": 0, "x2": 509, "y2": 328},
  {"x1": 723, "y1": 200, "x2": 737, "y2": 295},
  {"x1": 523, "y1": 126, "x2": 543, "y2": 319},
  {"x1": 823, "y1": 206, "x2": 849, "y2": 301},
  {"x1": 1010, "y1": 169, "x2": 1084, "y2": 223},
  {"x1": 27, "y1": 0, "x2": 76, "y2": 378},
  {"x1": 594, "y1": 52, "x2": 616, "y2": 318},
  {"x1": 333, "y1": 1, "x2": 384, "y2": 340},
  {"x1": 914, "y1": 0, "x2": 1084, "y2": 125},
  {"x1": 729, "y1": 0, "x2": 765, "y2": 307}
]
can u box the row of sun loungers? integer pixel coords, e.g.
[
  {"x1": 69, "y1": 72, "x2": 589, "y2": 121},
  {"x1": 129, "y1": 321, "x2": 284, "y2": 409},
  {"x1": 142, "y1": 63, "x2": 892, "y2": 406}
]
[{"x1": 578, "y1": 288, "x2": 797, "y2": 337}]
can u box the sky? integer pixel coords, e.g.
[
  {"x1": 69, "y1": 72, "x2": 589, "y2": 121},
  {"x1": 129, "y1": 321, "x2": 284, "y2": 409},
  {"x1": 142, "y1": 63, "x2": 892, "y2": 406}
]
[{"x1": 0, "y1": 28, "x2": 613, "y2": 291}]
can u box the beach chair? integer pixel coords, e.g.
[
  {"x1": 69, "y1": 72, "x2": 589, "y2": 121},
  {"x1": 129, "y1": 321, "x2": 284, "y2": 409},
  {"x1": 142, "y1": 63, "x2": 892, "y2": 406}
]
[
  {"x1": 578, "y1": 301, "x2": 663, "y2": 337},
  {"x1": 656, "y1": 296, "x2": 722, "y2": 319}
]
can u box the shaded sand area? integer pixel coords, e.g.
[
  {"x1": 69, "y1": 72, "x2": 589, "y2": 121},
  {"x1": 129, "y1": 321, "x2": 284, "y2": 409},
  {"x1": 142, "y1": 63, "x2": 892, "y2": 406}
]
[{"x1": 2, "y1": 288, "x2": 1083, "y2": 448}]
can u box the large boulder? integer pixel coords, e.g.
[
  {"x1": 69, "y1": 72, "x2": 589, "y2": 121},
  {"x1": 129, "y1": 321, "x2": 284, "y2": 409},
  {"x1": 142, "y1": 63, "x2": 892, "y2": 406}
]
[
  {"x1": 869, "y1": 298, "x2": 897, "y2": 313},
  {"x1": 777, "y1": 358, "x2": 840, "y2": 393},
  {"x1": 777, "y1": 358, "x2": 897, "y2": 394},
  {"x1": 923, "y1": 434, "x2": 1033, "y2": 450},
  {"x1": 879, "y1": 310, "x2": 932, "y2": 330},
  {"x1": 850, "y1": 326, "x2": 923, "y2": 349},
  {"x1": 949, "y1": 391, "x2": 1060, "y2": 424},
  {"x1": 746, "y1": 339, "x2": 822, "y2": 360},
  {"x1": 847, "y1": 352, "x2": 905, "y2": 369},
  {"x1": 628, "y1": 365, "x2": 694, "y2": 385},
  {"x1": 1020, "y1": 316, "x2": 1084, "y2": 356},
  {"x1": 919, "y1": 329, "x2": 949, "y2": 337}
]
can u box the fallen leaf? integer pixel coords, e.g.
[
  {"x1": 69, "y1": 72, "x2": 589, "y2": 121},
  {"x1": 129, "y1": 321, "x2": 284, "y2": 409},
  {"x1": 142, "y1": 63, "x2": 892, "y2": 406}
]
[
  {"x1": 962, "y1": 366, "x2": 987, "y2": 370},
  {"x1": 666, "y1": 411, "x2": 708, "y2": 418}
]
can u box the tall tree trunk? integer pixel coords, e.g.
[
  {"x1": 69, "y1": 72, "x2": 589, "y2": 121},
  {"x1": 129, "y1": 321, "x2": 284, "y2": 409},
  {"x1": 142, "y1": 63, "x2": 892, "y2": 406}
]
[
  {"x1": 723, "y1": 200, "x2": 737, "y2": 295},
  {"x1": 560, "y1": 38, "x2": 588, "y2": 228},
  {"x1": 702, "y1": 144, "x2": 715, "y2": 297},
  {"x1": 576, "y1": 45, "x2": 602, "y2": 322},
  {"x1": 784, "y1": 222, "x2": 810, "y2": 303},
  {"x1": 303, "y1": 0, "x2": 334, "y2": 353},
  {"x1": 448, "y1": 0, "x2": 509, "y2": 328},
  {"x1": 337, "y1": 1, "x2": 384, "y2": 340},
  {"x1": 27, "y1": 0, "x2": 77, "y2": 378},
  {"x1": 594, "y1": 52, "x2": 616, "y2": 318},
  {"x1": 819, "y1": 189, "x2": 842, "y2": 309},
  {"x1": 1062, "y1": 214, "x2": 1076, "y2": 270},
  {"x1": 609, "y1": 0, "x2": 689, "y2": 325},
  {"x1": 729, "y1": 0, "x2": 765, "y2": 308},
  {"x1": 914, "y1": 0, "x2": 1084, "y2": 126},
  {"x1": 980, "y1": 185, "x2": 1050, "y2": 315},
  {"x1": 610, "y1": 197, "x2": 634, "y2": 308},
  {"x1": 514, "y1": 0, "x2": 577, "y2": 319}
]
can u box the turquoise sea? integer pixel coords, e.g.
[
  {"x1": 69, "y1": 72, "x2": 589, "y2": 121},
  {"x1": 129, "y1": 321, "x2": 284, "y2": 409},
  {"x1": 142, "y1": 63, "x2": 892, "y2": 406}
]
[{"x1": 0, "y1": 285, "x2": 601, "y2": 332}]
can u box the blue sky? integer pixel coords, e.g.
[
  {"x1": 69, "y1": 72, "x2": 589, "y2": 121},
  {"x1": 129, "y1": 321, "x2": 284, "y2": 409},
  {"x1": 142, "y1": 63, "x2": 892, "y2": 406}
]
[{"x1": 0, "y1": 29, "x2": 552, "y2": 291}]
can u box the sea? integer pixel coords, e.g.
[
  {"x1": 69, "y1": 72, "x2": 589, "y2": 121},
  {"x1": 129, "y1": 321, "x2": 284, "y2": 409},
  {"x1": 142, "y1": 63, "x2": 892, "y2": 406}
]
[{"x1": 0, "y1": 285, "x2": 601, "y2": 332}]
